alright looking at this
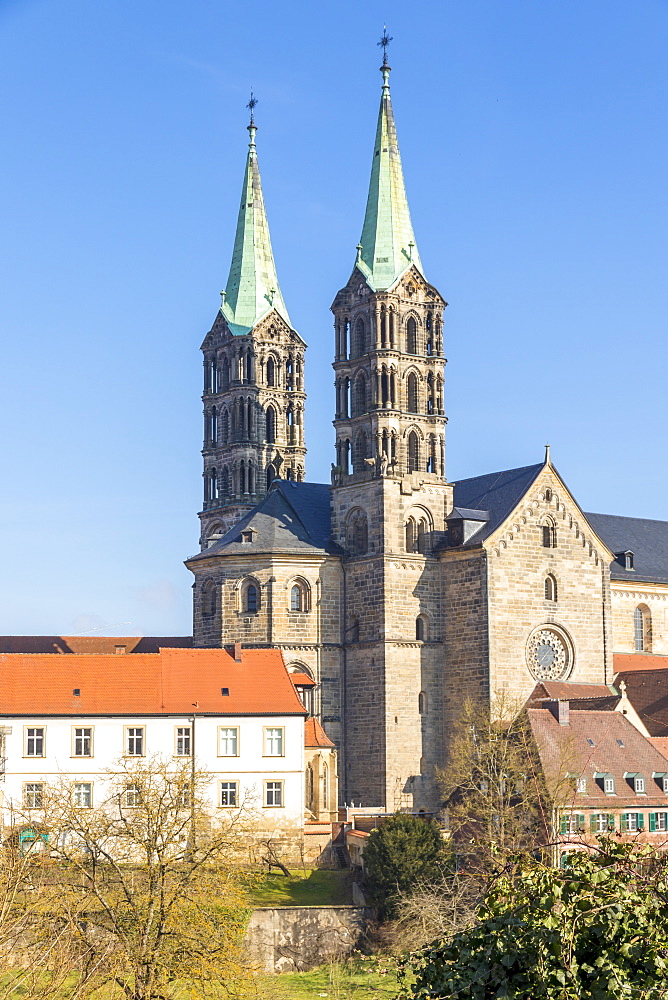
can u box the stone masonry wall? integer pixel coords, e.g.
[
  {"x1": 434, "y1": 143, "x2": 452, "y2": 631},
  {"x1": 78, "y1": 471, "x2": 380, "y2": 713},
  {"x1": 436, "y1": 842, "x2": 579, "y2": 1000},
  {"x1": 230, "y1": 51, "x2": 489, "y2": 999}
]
[
  {"x1": 610, "y1": 583, "x2": 668, "y2": 655},
  {"x1": 484, "y1": 467, "x2": 612, "y2": 707}
]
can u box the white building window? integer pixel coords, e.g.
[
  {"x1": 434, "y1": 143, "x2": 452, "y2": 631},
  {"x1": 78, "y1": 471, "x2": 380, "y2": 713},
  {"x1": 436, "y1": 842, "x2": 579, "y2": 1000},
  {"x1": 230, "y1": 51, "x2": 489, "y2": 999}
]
[
  {"x1": 220, "y1": 781, "x2": 238, "y2": 807},
  {"x1": 124, "y1": 785, "x2": 141, "y2": 808},
  {"x1": 126, "y1": 727, "x2": 144, "y2": 756},
  {"x1": 218, "y1": 728, "x2": 238, "y2": 756},
  {"x1": 175, "y1": 727, "x2": 191, "y2": 757},
  {"x1": 576, "y1": 777, "x2": 587, "y2": 793},
  {"x1": 264, "y1": 728, "x2": 284, "y2": 756},
  {"x1": 73, "y1": 727, "x2": 92, "y2": 757},
  {"x1": 24, "y1": 782, "x2": 44, "y2": 809},
  {"x1": 73, "y1": 782, "x2": 92, "y2": 808},
  {"x1": 25, "y1": 727, "x2": 45, "y2": 757},
  {"x1": 265, "y1": 781, "x2": 283, "y2": 807}
]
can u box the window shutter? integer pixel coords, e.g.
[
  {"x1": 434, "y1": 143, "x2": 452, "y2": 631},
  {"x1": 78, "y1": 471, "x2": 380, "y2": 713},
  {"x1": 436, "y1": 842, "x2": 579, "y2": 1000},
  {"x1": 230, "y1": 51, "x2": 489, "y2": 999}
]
[
  {"x1": 578, "y1": 814, "x2": 585, "y2": 831},
  {"x1": 637, "y1": 813, "x2": 645, "y2": 830},
  {"x1": 589, "y1": 814, "x2": 596, "y2": 833},
  {"x1": 560, "y1": 814, "x2": 567, "y2": 835},
  {"x1": 621, "y1": 813, "x2": 628, "y2": 832},
  {"x1": 650, "y1": 813, "x2": 657, "y2": 833},
  {"x1": 607, "y1": 814, "x2": 615, "y2": 831}
]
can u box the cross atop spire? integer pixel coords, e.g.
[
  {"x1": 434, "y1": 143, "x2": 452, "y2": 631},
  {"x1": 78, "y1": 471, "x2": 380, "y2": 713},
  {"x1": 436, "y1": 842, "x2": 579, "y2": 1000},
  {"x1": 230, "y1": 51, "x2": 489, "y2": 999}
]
[
  {"x1": 355, "y1": 38, "x2": 423, "y2": 291},
  {"x1": 246, "y1": 90, "x2": 258, "y2": 127},
  {"x1": 377, "y1": 26, "x2": 392, "y2": 66}
]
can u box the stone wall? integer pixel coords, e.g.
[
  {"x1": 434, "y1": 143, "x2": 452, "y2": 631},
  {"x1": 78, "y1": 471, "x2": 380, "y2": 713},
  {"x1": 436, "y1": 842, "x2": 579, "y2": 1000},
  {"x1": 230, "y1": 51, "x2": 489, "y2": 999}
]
[
  {"x1": 244, "y1": 906, "x2": 373, "y2": 973},
  {"x1": 610, "y1": 582, "x2": 668, "y2": 655}
]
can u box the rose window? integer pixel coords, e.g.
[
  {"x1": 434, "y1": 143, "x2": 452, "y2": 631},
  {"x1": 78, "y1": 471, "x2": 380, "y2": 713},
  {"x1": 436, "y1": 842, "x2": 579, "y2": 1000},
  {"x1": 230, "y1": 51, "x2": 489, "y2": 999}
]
[{"x1": 526, "y1": 627, "x2": 572, "y2": 680}]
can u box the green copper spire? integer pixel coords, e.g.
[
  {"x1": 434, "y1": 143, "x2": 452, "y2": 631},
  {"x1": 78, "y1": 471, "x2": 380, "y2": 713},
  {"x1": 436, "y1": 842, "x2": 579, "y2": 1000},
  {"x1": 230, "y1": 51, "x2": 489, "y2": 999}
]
[
  {"x1": 221, "y1": 103, "x2": 291, "y2": 336},
  {"x1": 356, "y1": 54, "x2": 423, "y2": 291}
]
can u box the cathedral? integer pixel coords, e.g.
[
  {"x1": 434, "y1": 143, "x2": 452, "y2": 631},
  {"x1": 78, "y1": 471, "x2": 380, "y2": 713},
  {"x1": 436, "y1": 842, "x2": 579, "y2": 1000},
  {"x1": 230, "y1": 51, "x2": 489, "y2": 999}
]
[{"x1": 185, "y1": 54, "x2": 668, "y2": 813}]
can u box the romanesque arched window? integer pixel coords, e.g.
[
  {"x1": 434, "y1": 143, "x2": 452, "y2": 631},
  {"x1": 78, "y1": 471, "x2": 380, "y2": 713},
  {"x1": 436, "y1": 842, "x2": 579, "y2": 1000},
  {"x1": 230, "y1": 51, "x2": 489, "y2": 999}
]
[
  {"x1": 322, "y1": 762, "x2": 328, "y2": 810},
  {"x1": 407, "y1": 431, "x2": 419, "y2": 473},
  {"x1": 416, "y1": 616, "x2": 429, "y2": 641},
  {"x1": 266, "y1": 406, "x2": 276, "y2": 444},
  {"x1": 305, "y1": 763, "x2": 314, "y2": 811},
  {"x1": 348, "y1": 616, "x2": 360, "y2": 643},
  {"x1": 544, "y1": 574, "x2": 558, "y2": 602},
  {"x1": 417, "y1": 517, "x2": 429, "y2": 554},
  {"x1": 634, "y1": 605, "x2": 651, "y2": 652},
  {"x1": 353, "y1": 430, "x2": 369, "y2": 473},
  {"x1": 418, "y1": 690, "x2": 428, "y2": 714},
  {"x1": 407, "y1": 372, "x2": 419, "y2": 413},
  {"x1": 347, "y1": 509, "x2": 369, "y2": 555},
  {"x1": 221, "y1": 410, "x2": 229, "y2": 445},
  {"x1": 266, "y1": 464, "x2": 276, "y2": 491},
  {"x1": 209, "y1": 468, "x2": 218, "y2": 500},
  {"x1": 406, "y1": 316, "x2": 417, "y2": 354},
  {"x1": 353, "y1": 317, "x2": 366, "y2": 358},
  {"x1": 266, "y1": 355, "x2": 276, "y2": 387},
  {"x1": 542, "y1": 517, "x2": 557, "y2": 548},
  {"x1": 290, "y1": 580, "x2": 310, "y2": 613},
  {"x1": 220, "y1": 467, "x2": 229, "y2": 499},
  {"x1": 220, "y1": 357, "x2": 230, "y2": 390},
  {"x1": 354, "y1": 372, "x2": 367, "y2": 417},
  {"x1": 242, "y1": 581, "x2": 259, "y2": 614},
  {"x1": 239, "y1": 461, "x2": 247, "y2": 495},
  {"x1": 405, "y1": 518, "x2": 416, "y2": 553},
  {"x1": 202, "y1": 580, "x2": 217, "y2": 617}
]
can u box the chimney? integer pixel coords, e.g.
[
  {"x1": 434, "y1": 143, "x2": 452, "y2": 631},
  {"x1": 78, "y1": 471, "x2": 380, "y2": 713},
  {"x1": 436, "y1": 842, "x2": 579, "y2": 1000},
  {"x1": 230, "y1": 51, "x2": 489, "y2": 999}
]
[
  {"x1": 548, "y1": 699, "x2": 570, "y2": 726},
  {"x1": 233, "y1": 642, "x2": 243, "y2": 663}
]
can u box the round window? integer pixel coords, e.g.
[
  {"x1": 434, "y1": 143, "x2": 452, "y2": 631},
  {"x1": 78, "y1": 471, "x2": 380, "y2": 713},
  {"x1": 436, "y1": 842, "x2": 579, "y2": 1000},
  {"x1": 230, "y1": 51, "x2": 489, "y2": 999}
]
[{"x1": 526, "y1": 626, "x2": 573, "y2": 681}]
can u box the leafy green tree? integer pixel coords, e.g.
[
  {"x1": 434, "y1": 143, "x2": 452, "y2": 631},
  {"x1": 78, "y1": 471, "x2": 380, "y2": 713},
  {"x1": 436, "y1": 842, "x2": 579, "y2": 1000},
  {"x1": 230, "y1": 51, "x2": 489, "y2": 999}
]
[
  {"x1": 403, "y1": 839, "x2": 668, "y2": 999},
  {"x1": 364, "y1": 815, "x2": 451, "y2": 918}
]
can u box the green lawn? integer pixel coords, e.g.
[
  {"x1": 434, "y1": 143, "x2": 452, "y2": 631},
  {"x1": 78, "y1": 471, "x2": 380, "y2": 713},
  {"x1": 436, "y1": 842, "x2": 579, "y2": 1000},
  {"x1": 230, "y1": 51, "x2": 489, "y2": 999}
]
[
  {"x1": 257, "y1": 960, "x2": 402, "y2": 999},
  {"x1": 246, "y1": 869, "x2": 354, "y2": 907}
]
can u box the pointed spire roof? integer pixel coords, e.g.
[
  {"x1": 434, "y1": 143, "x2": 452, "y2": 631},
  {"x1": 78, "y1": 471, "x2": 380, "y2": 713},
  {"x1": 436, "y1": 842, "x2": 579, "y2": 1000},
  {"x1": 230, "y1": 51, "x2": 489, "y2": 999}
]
[
  {"x1": 356, "y1": 59, "x2": 423, "y2": 291},
  {"x1": 220, "y1": 111, "x2": 291, "y2": 336}
]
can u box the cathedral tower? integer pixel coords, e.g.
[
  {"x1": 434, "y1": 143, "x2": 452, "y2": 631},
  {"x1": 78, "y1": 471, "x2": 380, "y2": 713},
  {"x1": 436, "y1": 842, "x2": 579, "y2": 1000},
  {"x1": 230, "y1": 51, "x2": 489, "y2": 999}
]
[
  {"x1": 198, "y1": 105, "x2": 307, "y2": 549},
  {"x1": 331, "y1": 48, "x2": 452, "y2": 810}
]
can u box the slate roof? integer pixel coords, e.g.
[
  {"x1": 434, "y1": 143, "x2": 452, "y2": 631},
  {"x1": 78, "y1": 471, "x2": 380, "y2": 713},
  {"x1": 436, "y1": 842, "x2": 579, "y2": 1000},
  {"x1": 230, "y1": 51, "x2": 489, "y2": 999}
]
[
  {"x1": 450, "y1": 463, "x2": 543, "y2": 545},
  {"x1": 0, "y1": 647, "x2": 306, "y2": 717},
  {"x1": 528, "y1": 707, "x2": 668, "y2": 808},
  {"x1": 584, "y1": 512, "x2": 668, "y2": 585},
  {"x1": 187, "y1": 481, "x2": 339, "y2": 562}
]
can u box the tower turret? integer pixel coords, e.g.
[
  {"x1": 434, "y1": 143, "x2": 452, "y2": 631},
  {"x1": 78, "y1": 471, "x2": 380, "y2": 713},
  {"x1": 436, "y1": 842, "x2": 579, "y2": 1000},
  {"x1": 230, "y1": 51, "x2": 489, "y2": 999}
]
[{"x1": 198, "y1": 100, "x2": 307, "y2": 548}]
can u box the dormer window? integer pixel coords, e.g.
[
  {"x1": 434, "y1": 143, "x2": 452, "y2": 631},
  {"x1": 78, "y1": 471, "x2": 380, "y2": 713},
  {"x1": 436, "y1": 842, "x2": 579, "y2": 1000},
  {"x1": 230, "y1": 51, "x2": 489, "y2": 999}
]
[
  {"x1": 595, "y1": 772, "x2": 615, "y2": 795},
  {"x1": 624, "y1": 772, "x2": 646, "y2": 794},
  {"x1": 624, "y1": 551, "x2": 634, "y2": 570},
  {"x1": 241, "y1": 530, "x2": 254, "y2": 544},
  {"x1": 653, "y1": 773, "x2": 668, "y2": 794}
]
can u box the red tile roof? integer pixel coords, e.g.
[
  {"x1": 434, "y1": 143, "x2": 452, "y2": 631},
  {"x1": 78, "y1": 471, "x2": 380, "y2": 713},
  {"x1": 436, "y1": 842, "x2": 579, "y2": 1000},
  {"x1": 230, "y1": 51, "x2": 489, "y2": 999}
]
[
  {"x1": 649, "y1": 738, "x2": 668, "y2": 760},
  {"x1": 0, "y1": 648, "x2": 306, "y2": 717},
  {"x1": 528, "y1": 707, "x2": 668, "y2": 808},
  {"x1": 290, "y1": 673, "x2": 316, "y2": 687},
  {"x1": 530, "y1": 681, "x2": 617, "y2": 702},
  {"x1": 304, "y1": 717, "x2": 335, "y2": 748},
  {"x1": 614, "y1": 653, "x2": 668, "y2": 672}
]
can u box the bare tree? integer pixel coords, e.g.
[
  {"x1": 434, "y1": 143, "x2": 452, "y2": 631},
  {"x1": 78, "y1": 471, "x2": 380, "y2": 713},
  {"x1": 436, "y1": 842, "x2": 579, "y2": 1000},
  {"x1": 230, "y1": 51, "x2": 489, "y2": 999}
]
[
  {"x1": 20, "y1": 757, "x2": 255, "y2": 1000},
  {"x1": 438, "y1": 694, "x2": 554, "y2": 871}
]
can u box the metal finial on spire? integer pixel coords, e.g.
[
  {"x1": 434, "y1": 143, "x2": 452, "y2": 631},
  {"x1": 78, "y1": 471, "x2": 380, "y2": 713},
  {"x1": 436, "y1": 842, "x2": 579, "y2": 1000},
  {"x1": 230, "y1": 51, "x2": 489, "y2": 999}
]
[
  {"x1": 246, "y1": 90, "x2": 258, "y2": 126},
  {"x1": 378, "y1": 26, "x2": 392, "y2": 65}
]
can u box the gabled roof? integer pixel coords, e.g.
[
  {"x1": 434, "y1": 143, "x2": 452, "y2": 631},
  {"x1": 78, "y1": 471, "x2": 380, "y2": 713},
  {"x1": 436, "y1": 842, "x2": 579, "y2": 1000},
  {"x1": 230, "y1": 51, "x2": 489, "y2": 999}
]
[
  {"x1": 450, "y1": 463, "x2": 543, "y2": 545},
  {"x1": 585, "y1": 512, "x2": 668, "y2": 585},
  {"x1": 0, "y1": 636, "x2": 192, "y2": 654},
  {"x1": 219, "y1": 122, "x2": 291, "y2": 336},
  {"x1": 529, "y1": 681, "x2": 619, "y2": 707},
  {"x1": 187, "y1": 481, "x2": 339, "y2": 562},
  {"x1": 355, "y1": 63, "x2": 423, "y2": 291},
  {"x1": 304, "y1": 717, "x2": 335, "y2": 748},
  {"x1": 613, "y1": 663, "x2": 668, "y2": 738},
  {"x1": 0, "y1": 647, "x2": 306, "y2": 717},
  {"x1": 528, "y1": 707, "x2": 668, "y2": 807}
]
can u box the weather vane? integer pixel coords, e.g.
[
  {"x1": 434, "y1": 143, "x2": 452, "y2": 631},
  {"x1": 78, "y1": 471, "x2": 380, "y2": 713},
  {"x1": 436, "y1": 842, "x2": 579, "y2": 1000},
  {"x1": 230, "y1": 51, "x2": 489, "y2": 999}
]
[
  {"x1": 378, "y1": 26, "x2": 392, "y2": 65},
  {"x1": 246, "y1": 90, "x2": 258, "y2": 126}
]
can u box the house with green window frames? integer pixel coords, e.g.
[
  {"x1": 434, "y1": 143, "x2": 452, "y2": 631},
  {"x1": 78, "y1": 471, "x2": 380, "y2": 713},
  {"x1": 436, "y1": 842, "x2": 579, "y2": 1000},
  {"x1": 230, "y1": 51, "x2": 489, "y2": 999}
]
[{"x1": 528, "y1": 689, "x2": 668, "y2": 862}]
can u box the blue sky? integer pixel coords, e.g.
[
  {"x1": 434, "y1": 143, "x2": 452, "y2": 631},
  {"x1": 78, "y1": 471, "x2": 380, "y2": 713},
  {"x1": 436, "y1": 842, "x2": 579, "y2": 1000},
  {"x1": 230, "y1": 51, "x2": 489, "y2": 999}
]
[{"x1": 1, "y1": 0, "x2": 667, "y2": 636}]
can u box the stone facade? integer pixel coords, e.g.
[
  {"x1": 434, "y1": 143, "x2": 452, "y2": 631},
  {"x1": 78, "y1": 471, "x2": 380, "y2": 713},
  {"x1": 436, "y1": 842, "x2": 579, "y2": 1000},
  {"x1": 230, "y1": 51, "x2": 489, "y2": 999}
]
[{"x1": 199, "y1": 310, "x2": 306, "y2": 547}]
